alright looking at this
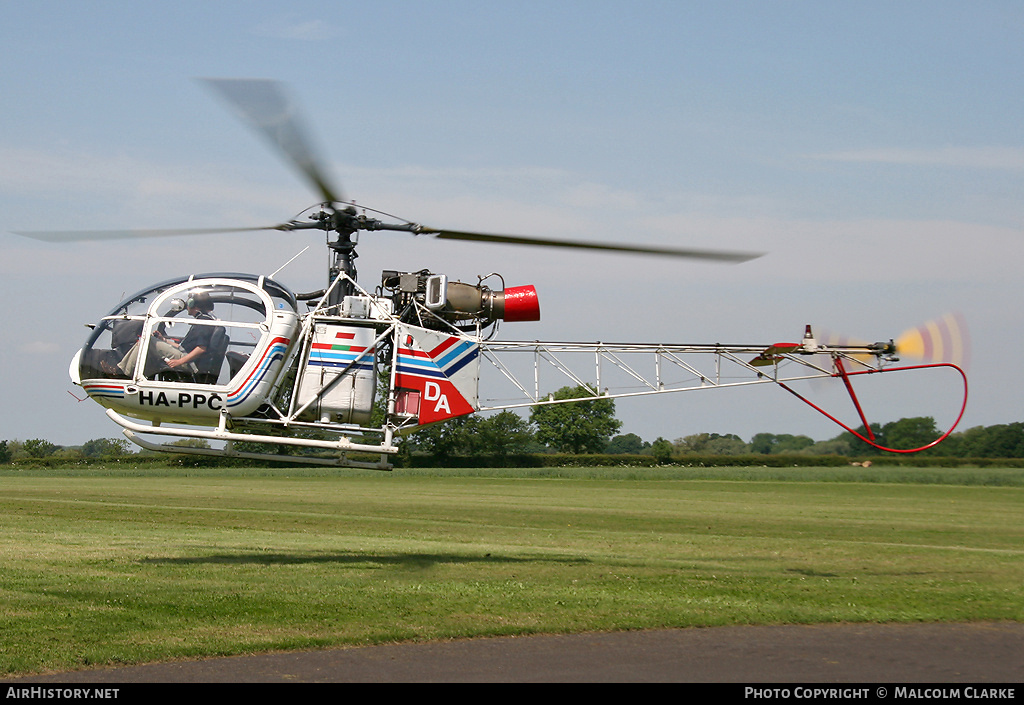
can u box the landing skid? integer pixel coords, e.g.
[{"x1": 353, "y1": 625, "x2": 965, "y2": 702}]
[{"x1": 108, "y1": 409, "x2": 395, "y2": 470}]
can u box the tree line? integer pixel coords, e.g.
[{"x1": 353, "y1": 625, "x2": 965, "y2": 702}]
[{"x1": 4, "y1": 384, "x2": 1024, "y2": 462}]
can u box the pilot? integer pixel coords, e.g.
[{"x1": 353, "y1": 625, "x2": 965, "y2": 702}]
[
  {"x1": 110, "y1": 292, "x2": 217, "y2": 377},
  {"x1": 165, "y1": 292, "x2": 217, "y2": 372}
]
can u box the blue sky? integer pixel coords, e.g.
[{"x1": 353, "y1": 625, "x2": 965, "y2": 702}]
[{"x1": 2, "y1": 1, "x2": 1022, "y2": 446}]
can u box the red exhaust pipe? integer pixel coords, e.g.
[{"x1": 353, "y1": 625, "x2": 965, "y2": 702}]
[{"x1": 500, "y1": 285, "x2": 540, "y2": 322}]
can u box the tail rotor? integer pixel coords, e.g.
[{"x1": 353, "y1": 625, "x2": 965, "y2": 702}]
[{"x1": 894, "y1": 312, "x2": 970, "y2": 369}]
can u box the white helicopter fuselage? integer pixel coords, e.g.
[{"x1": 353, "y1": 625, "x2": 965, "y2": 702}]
[{"x1": 71, "y1": 272, "x2": 494, "y2": 466}]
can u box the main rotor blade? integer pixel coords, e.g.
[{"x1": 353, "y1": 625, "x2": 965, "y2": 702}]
[
  {"x1": 200, "y1": 78, "x2": 343, "y2": 205},
  {"x1": 423, "y1": 228, "x2": 763, "y2": 263},
  {"x1": 13, "y1": 225, "x2": 282, "y2": 242}
]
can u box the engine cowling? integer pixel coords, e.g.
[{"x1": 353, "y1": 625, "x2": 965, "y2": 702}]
[{"x1": 428, "y1": 276, "x2": 540, "y2": 322}]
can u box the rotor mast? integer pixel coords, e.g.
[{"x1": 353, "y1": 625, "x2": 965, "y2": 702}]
[{"x1": 281, "y1": 205, "x2": 423, "y2": 310}]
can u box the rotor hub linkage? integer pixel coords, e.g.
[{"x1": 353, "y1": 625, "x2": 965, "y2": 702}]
[{"x1": 278, "y1": 206, "x2": 423, "y2": 238}]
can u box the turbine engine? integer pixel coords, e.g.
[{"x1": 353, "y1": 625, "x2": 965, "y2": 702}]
[{"x1": 381, "y1": 270, "x2": 540, "y2": 326}]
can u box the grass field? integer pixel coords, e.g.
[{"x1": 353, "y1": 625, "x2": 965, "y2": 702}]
[{"x1": 1, "y1": 465, "x2": 1022, "y2": 677}]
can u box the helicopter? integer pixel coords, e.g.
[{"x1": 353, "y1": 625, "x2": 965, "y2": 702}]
[{"x1": 15, "y1": 79, "x2": 969, "y2": 468}]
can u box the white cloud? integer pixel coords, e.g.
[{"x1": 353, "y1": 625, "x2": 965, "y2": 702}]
[
  {"x1": 250, "y1": 18, "x2": 337, "y2": 41},
  {"x1": 20, "y1": 341, "x2": 60, "y2": 355},
  {"x1": 810, "y1": 146, "x2": 1024, "y2": 171},
  {"x1": 0, "y1": 145, "x2": 308, "y2": 227}
]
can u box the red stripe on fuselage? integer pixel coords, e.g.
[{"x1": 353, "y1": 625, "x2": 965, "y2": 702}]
[
  {"x1": 229, "y1": 336, "x2": 289, "y2": 394},
  {"x1": 429, "y1": 336, "x2": 458, "y2": 358},
  {"x1": 398, "y1": 346, "x2": 431, "y2": 358}
]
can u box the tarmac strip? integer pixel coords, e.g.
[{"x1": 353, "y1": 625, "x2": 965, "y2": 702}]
[{"x1": 7, "y1": 622, "x2": 1022, "y2": 683}]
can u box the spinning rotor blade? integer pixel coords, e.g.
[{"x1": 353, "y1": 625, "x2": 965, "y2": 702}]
[
  {"x1": 420, "y1": 227, "x2": 762, "y2": 262},
  {"x1": 895, "y1": 312, "x2": 970, "y2": 368},
  {"x1": 200, "y1": 78, "x2": 343, "y2": 205},
  {"x1": 818, "y1": 330, "x2": 875, "y2": 365},
  {"x1": 15, "y1": 78, "x2": 766, "y2": 266},
  {"x1": 13, "y1": 225, "x2": 283, "y2": 242}
]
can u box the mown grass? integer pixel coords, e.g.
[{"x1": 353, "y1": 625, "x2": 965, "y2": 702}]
[{"x1": 0, "y1": 465, "x2": 1021, "y2": 676}]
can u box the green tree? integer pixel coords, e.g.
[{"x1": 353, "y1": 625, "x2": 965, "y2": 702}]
[
  {"x1": 675, "y1": 432, "x2": 747, "y2": 455},
  {"x1": 983, "y1": 422, "x2": 1024, "y2": 457},
  {"x1": 749, "y1": 432, "x2": 776, "y2": 454},
  {"x1": 23, "y1": 439, "x2": 58, "y2": 458},
  {"x1": 953, "y1": 422, "x2": 1024, "y2": 458},
  {"x1": 0, "y1": 440, "x2": 10, "y2": 464},
  {"x1": 705, "y1": 433, "x2": 749, "y2": 455},
  {"x1": 804, "y1": 438, "x2": 851, "y2": 455},
  {"x1": 475, "y1": 411, "x2": 535, "y2": 457},
  {"x1": 649, "y1": 437, "x2": 673, "y2": 464},
  {"x1": 774, "y1": 434, "x2": 814, "y2": 453},
  {"x1": 880, "y1": 417, "x2": 941, "y2": 453},
  {"x1": 954, "y1": 425, "x2": 991, "y2": 457},
  {"x1": 838, "y1": 423, "x2": 884, "y2": 455},
  {"x1": 409, "y1": 416, "x2": 481, "y2": 459},
  {"x1": 81, "y1": 438, "x2": 132, "y2": 458},
  {"x1": 674, "y1": 433, "x2": 710, "y2": 454},
  {"x1": 751, "y1": 433, "x2": 815, "y2": 454},
  {"x1": 530, "y1": 385, "x2": 621, "y2": 454},
  {"x1": 606, "y1": 433, "x2": 648, "y2": 454}
]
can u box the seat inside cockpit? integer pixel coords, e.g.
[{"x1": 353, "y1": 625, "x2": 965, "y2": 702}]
[{"x1": 196, "y1": 325, "x2": 229, "y2": 385}]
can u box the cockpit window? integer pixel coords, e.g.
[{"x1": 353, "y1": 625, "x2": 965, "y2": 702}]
[{"x1": 80, "y1": 277, "x2": 291, "y2": 386}]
